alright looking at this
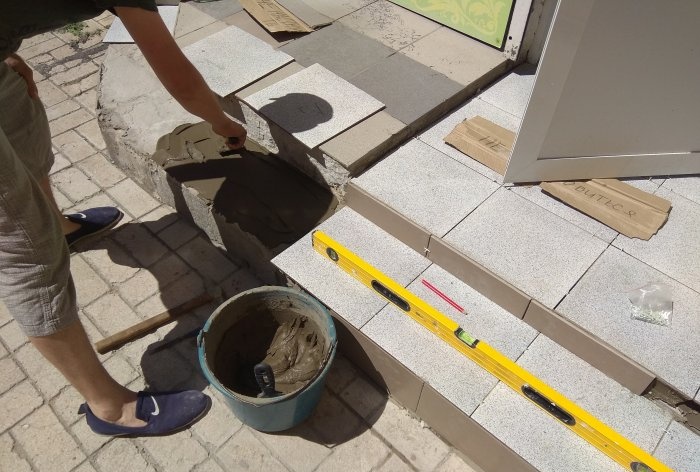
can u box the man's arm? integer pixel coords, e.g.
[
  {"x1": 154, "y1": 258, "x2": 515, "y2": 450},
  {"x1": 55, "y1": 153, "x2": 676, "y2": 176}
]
[
  {"x1": 115, "y1": 6, "x2": 246, "y2": 148},
  {"x1": 4, "y1": 53, "x2": 38, "y2": 99}
]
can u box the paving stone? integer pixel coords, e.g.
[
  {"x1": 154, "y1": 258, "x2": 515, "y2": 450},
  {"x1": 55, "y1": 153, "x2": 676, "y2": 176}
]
[
  {"x1": 70, "y1": 417, "x2": 112, "y2": 455},
  {"x1": 37, "y1": 78, "x2": 69, "y2": 107},
  {"x1": 371, "y1": 400, "x2": 450, "y2": 472},
  {"x1": 0, "y1": 381, "x2": 43, "y2": 433},
  {"x1": 15, "y1": 343, "x2": 69, "y2": 399},
  {"x1": 0, "y1": 357, "x2": 25, "y2": 395},
  {"x1": 478, "y1": 63, "x2": 537, "y2": 119},
  {"x1": 0, "y1": 434, "x2": 31, "y2": 472},
  {"x1": 103, "y1": 354, "x2": 140, "y2": 386},
  {"x1": 19, "y1": 37, "x2": 64, "y2": 59},
  {"x1": 0, "y1": 341, "x2": 7, "y2": 358},
  {"x1": 19, "y1": 31, "x2": 57, "y2": 51},
  {"x1": 350, "y1": 52, "x2": 462, "y2": 125},
  {"x1": 376, "y1": 454, "x2": 413, "y2": 472},
  {"x1": 11, "y1": 405, "x2": 85, "y2": 472},
  {"x1": 317, "y1": 428, "x2": 391, "y2": 472},
  {"x1": 156, "y1": 218, "x2": 200, "y2": 249},
  {"x1": 50, "y1": 166, "x2": 100, "y2": 203},
  {"x1": 50, "y1": 61, "x2": 99, "y2": 86},
  {"x1": 49, "y1": 108, "x2": 94, "y2": 137},
  {"x1": 94, "y1": 439, "x2": 155, "y2": 472},
  {"x1": 192, "y1": 388, "x2": 242, "y2": 448},
  {"x1": 235, "y1": 62, "x2": 306, "y2": 99},
  {"x1": 519, "y1": 334, "x2": 672, "y2": 452},
  {"x1": 0, "y1": 321, "x2": 29, "y2": 352},
  {"x1": 182, "y1": 26, "x2": 293, "y2": 97},
  {"x1": 50, "y1": 153, "x2": 72, "y2": 175},
  {"x1": 339, "y1": 375, "x2": 387, "y2": 420},
  {"x1": 614, "y1": 188, "x2": 700, "y2": 292},
  {"x1": 325, "y1": 353, "x2": 358, "y2": 394},
  {"x1": 135, "y1": 271, "x2": 206, "y2": 318},
  {"x1": 52, "y1": 130, "x2": 97, "y2": 163},
  {"x1": 557, "y1": 246, "x2": 700, "y2": 399},
  {"x1": 193, "y1": 460, "x2": 225, "y2": 472},
  {"x1": 306, "y1": 390, "x2": 363, "y2": 446},
  {"x1": 76, "y1": 120, "x2": 107, "y2": 150},
  {"x1": 299, "y1": 0, "x2": 375, "y2": 20},
  {"x1": 114, "y1": 224, "x2": 169, "y2": 268},
  {"x1": 175, "y1": 20, "x2": 228, "y2": 48},
  {"x1": 218, "y1": 268, "x2": 262, "y2": 299},
  {"x1": 104, "y1": 5, "x2": 179, "y2": 43},
  {"x1": 509, "y1": 184, "x2": 619, "y2": 243},
  {"x1": 71, "y1": 255, "x2": 110, "y2": 307},
  {"x1": 140, "y1": 205, "x2": 179, "y2": 233},
  {"x1": 60, "y1": 71, "x2": 100, "y2": 97},
  {"x1": 354, "y1": 139, "x2": 498, "y2": 236},
  {"x1": 435, "y1": 452, "x2": 482, "y2": 472},
  {"x1": 340, "y1": 0, "x2": 440, "y2": 50},
  {"x1": 139, "y1": 431, "x2": 208, "y2": 472},
  {"x1": 76, "y1": 153, "x2": 126, "y2": 188},
  {"x1": 51, "y1": 386, "x2": 83, "y2": 426},
  {"x1": 280, "y1": 23, "x2": 393, "y2": 80},
  {"x1": 418, "y1": 97, "x2": 521, "y2": 182},
  {"x1": 177, "y1": 236, "x2": 239, "y2": 282},
  {"x1": 254, "y1": 424, "x2": 331, "y2": 472},
  {"x1": 662, "y1": 175, "x2": 700, "y2": 205},
  {"x1": 444, "y1": 187, "x2": 608, "y2": 308},
  {"x1": 0, "y1": 300, "x2": 11, "y2": 326},
  {"x1": 217, "y1": 428, "x2": 290, "y2": 471},
  {"x1": 80, "y1": 238, "x2": 140, "y2": 284},
  {"x1": 273, "y1": 207, "x2": 430, "y2": 328},
  {"x1": 46, "y1": 98, "x2": 80, "y2": 122},
  {"x1": 107, "y1": 179, "x2": 161, "y2": 218},
  {"x1": 191, "y1": 0, "x2": 243, "y2": 19},
  {"x1": 654, "y1": 421, "x2": 700, "y2": 472},
  {"x1": 53, "y1": 19, "x2": 104, "y2": 44},
  {"x1": 245, "y1": 63, "x2": 384, "y2": 148},
  {"x1": 72, "y1": 461, "x2": 98, "y2": 472},
  {"x1": 52, "y1": 186, "x2": 74, "y2": 211},
  {"x1": 222, "y1": 10, "x2": 297, "y2": 48},
  {"x1": 116, "y1": 269, "x2": 162, "y2": 307},
  {"x1": 83, "y1": 292, "x2": 143, "y2": 335},
  {"x1": 402, "y1": 27, "x2": 507, "y2": 86},
  {"x1": 74, "y1": 87, "x2": 97, "y2": 111},
  {"x1": 174, "y1": 2, "x2": 217, "y2": 38}
]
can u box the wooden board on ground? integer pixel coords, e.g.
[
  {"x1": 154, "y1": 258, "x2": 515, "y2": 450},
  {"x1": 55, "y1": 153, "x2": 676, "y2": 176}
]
[
  {"x1": 444, "y1": 116, "x2": 515, "y2": 175},
  {"x1": 240, "y1": 0, "x2": 313, "y2": 33},
  {"x1": 541, "y1": 179, "x2": 671, "y2": 240}
]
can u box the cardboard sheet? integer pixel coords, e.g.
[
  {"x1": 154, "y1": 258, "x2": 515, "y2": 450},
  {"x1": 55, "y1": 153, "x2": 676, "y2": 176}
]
[
  {"x1": 240, "y1": 0, "x2": 313, "y2": 33},
  {"x1": 444, "y1": 116, "x2": 516, "y2": 175},
  {"x1": 541, "y1": 179, "x2": 671, "y2": 240}
]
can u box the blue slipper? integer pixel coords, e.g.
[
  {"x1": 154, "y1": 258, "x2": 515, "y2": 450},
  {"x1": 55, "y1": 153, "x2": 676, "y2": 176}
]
[
  {"x1": 78, "y1": 390, "x2": 211, "y2": 437},
  {"x1": 65, "y1": 207, "x2": 123, "y2": 247}
]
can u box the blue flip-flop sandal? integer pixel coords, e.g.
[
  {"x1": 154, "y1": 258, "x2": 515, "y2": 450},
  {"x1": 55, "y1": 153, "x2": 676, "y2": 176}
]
[{"x1": 65, "y1": 206, "x2": 124, "y2": 248}]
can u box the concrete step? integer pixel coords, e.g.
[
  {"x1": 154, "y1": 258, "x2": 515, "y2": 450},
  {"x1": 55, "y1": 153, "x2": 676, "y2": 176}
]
[{"x1": 271, "y1": 206, "x2": 697, "y2": 472}]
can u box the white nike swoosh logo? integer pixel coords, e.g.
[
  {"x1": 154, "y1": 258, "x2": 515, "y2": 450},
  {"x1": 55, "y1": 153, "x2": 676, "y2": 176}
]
[
  {"x1": 74, "y1": 212, "x2": 87, "y2": 219},
  {"x1": 151, "y1": 396, "x2": 160, "y2": 416}
]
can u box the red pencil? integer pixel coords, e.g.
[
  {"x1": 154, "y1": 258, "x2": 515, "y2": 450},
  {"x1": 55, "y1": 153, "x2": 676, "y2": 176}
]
[{"x1": 421, "y1": 279, "x2": 466, "y2": 315}]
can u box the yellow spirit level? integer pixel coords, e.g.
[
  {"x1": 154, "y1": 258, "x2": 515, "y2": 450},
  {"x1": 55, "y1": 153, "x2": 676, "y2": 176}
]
[{"x1": 312, "y1": 230, "x2": 672, "y2": 472}]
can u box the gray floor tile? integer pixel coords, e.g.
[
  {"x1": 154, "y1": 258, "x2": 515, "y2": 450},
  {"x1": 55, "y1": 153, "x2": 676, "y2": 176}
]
[
  {"x1": 443, "y1": 188, "x2": 608, "y2": 308},
  {"x1": 472, "y1": 384, "x2": 620, "y2": 472},
  {"x1": 353, "y1": 139, "x2": 498, "y2": 236},
  {"x1": 349, "y1": 53, "x2": 463, "y2": 125},
  {"x1": 408, "y1": 264, "x2": 538, "y2": 360},
  {"x1": 190, "y1": 0, "x2": 243, "y2": 20},
  {"x1": 339, "y1": 0, "x2": 440, "y2": 50},
  {"x1": 418, "y1": 97, "x2": 521, "y2": 182},
  {"x1": 272, "y1": 207, "x2": 430, "y2": 328},
  {"x1": 509, "y1": 184, "x2": 619, "y2": 243},
  {"x1": 362, "y1": 303, "x2": 497, "y2": 416},
  {"x1": 277, "y1": 0, "x2": 332, "y2": 28},
  {"x1": 654, "y1": 421, "x2": 700, "y2": 472},
  {"x1": 662, "y1": 174, "x2": 700, "y2": 206},
  {"x1": 279, "y1": 23, "x2": 394, "y2": 80},
  {"x1": 182, "y1": 26, "x2": 293, "y2": 97},
  {"x1": 478, "y1": 64, "x2": 537, "y2": 119},
  {"x1": 518, "y1": 335, "x2": 672, "y2": 452},
  {"x1": 243, "y1": 63, "x2": 384, "y2": 148},
  {"x1": 104, "y1": 6, "x2": 178, "y2": 43},
  {"x1": 613, "y1": 187, "x2": 700, "y2": 292},
  {"x1": 557, "y1": 246, "x2": 700, "y2": 398},
  {"x1": 299, "y1": 0, "x2": 376, "y2": 21}
]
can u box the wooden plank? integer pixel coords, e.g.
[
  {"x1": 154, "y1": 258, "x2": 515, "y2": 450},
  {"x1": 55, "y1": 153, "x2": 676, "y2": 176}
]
[{"x1": 444, "y1": 116, "x2": 515, "y2": 175}]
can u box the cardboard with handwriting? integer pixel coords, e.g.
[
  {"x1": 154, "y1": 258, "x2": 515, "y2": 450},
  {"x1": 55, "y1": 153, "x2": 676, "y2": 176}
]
[{"x1": 444, "y1": 116, "x2": 515, "y2": 175}]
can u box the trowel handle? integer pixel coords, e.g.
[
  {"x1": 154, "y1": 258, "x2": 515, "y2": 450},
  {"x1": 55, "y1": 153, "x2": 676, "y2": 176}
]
[{"x1": 254, "y1": 363, "x2": 277, "y2": 398}]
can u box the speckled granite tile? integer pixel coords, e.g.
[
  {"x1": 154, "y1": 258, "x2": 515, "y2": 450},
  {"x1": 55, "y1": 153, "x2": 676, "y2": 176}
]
[
  {"x1": 478, "y1": 63, "x2": 536, "y2": 119},
  {"x1": 443, "y1": 187, "x2": 608, "y2": 308},
  {"x1": 557, "y1": 246, "x2": 700, "y2": 399},
  {"x1": 518, "y1": 335, "x2": 672, "y2": 452},
  {"x1": 279, "y1": 23, "x2": 394, "y2": 80},
  {"x1": 613, "y1": 187, "x2": 700, "y2": 293},
  {"x1": 654, "y1": 421, "x2": 700, "y2": 472},
  {"x1": 353, "y1": 139, "x2": 498, "y2": 237},
  {"x1": 104, "y1": 6, "x2": 178, "y2": 43},
  {"x1": 272, "y1": 207, "x2": 430, "y2": 328},
  {"x1": 362, "y1": 303, "x2": 497, "y2": 416},
  {"x1": 509, "y1": 184, "x2": 619, "y2": 243},
  {"x1": 339, "y1": 0, "x2": 440, "y2": 50},
  {"x1": 243, "y1": 63, "x2": 384, "y2": 148},
  {"x1": 472, "y1": 384, "x2": 620, "y2": 472},
  {"x1": 418, "y1": 97, "x2": 521, "y2": 182},
  {"x1": 662, "y1": 174, "x2": 700, "y2": 206},
  {"x1": 182, "y1": 26, "x2": 293, "y2": 97},
  {"x1": 407, "y1": 264, "x2": 538, "y2": 360}
]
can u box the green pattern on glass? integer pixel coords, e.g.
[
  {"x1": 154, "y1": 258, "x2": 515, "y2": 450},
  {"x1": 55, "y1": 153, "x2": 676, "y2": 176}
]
[{"x1": 389, "y1": 0, "x2": 514, "y2": 48}]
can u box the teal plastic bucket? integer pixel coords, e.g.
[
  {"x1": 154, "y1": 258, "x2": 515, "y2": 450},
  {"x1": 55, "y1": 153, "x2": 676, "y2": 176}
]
[{"x1": 197, "y1": 287, "x2": 336, "y2": 432}]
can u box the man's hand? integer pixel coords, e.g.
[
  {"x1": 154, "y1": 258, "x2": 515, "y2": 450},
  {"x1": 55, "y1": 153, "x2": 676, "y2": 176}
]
[
  {"x1": 5, "y1": 53, "x2": 38, "y2": 99},
  {"x1": 212, "y1": 118, "x2": 247, "y2": 150}
]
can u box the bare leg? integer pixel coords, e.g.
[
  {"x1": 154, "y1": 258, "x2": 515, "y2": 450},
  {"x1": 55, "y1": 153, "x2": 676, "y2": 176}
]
[
  {"x1": 37, "y1": 176, "x2": 80, "y2": 235},
  {"x1": 29, "y1": 320, "x2": 147, "y2": 427}
]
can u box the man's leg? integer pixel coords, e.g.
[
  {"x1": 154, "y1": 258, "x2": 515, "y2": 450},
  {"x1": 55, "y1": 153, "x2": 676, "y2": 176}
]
[{"x1": 37, "y1": 176, "x2": 81, "y2": 236}]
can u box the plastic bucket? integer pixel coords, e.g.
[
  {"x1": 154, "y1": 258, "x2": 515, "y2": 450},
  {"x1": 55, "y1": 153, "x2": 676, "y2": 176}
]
[{"x1": 197, "y1": 286, "x2": 336, "y2": 432}]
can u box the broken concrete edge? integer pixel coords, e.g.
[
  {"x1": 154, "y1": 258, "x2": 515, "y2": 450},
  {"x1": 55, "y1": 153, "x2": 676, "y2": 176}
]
[
  {"x1": 645, "y1": 379, "x2": 700, "y2": 434},
  {"x1": 277, "y1": 271, "x2": 533, "y2": 472}
]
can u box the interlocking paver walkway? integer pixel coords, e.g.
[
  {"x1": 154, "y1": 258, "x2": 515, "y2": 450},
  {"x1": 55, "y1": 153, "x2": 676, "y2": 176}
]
[{"x1": 0, "y1": 13, "x2": 480, "y2": 472}]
